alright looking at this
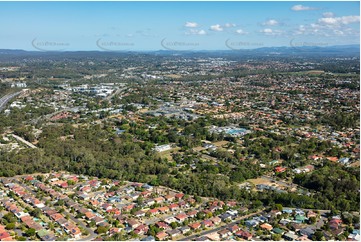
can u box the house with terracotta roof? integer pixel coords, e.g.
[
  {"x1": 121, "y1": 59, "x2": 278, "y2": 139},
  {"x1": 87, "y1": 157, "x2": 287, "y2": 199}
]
[
  {"x1": 165, "y1": 194, "x2": 175, "y2": 202},
  {"x1": 260, "y1": 223, "x2": 273, "y2": 231},
  {"x1": 169, "y1": 203, "x2": 179, "y2": 211},
  {"x1": 211, "y1": 216, "x2": 221, "y2": 225},
  {"x1": 202, "y1": 220, "x2": 214, "y2": 228},
  {"x1": 205, "y1": 232, "x2": 220, "y2": 241},
  {"x1": 50, "y1": 213, "x2": 64, "y2": 222},
  {"x1": 189, "y1": 222, "x2": 201, "y2": 230},
  {"x1": 227, "y1": 201, "x2": 237, "y2": 207},
  {"x1": 175, "y1": 213, "x2": 188, "y2": 222},
  {"x1": 275, "y1": 166, "x2": 286, "y2": 173},
  {"x1": 235, "y1": 230, "x2": 252, "y2": 240},
  {"x1": 307, "y1": 211, "x2": 317, "y2": 218},
  {"x1": 158, "y1": 206, "x2": 169, "y2": 214},
  {"x1": 134, "y1": 224, "x2": 149, "y2": 235},
  {"x1": 175, "y1": 193, "x2": 184, "y2": 200},
  {"x1": 0, "y1": 232, "x2": 12, "y2": 241},
  {"x1": 108, "y1": 227, "x2": 122, "y2": 236},
  {"x1": 154, "y1": 197, "x2": 165, "y2": 204},
  {"x1": 70, "y1": 227, "x2": 82, "y2": 239},
  {"x1": 85, "y1": 211, "x2": 96, "y2": 220},
  {"x1": 156, "y1": 231, "x2": 168, "y2": 241},
  {"x1": 92, "y1": 216, "x2": 105, "y2": 225},
  {"x1": 141, "y1": 191, "x2": 152, "y2": 198},
  {"x1": 127, "y1": 219, "x2": 140, "y2": 229},
  {"x1": 187, "y1": 210, "x2": 198, "y2": 218},
  {"x1": 228, "y1": 224, "x2": 240, "y2": 233},
  {"x1": 155, "y1": 222, "x2": 170, "y2": 230},
  {"x1": 147, "y1": 208, "x2": 159, "y2": 216}
]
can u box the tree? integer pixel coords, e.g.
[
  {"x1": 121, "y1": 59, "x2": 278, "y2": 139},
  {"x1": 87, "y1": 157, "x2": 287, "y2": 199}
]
[
  {"x1": 272, "y1": 234, "x2": 281, "y2": 241},
  {"x1": 313, "y1": 231, "x2": 324, "y2": 241},
  {"x1": 25, "y1": 228, "x2": 36, "y2": 237},
  {"x1": 274, "y1": 204, "x2": 283, "y2": 211},
  {"x1": 30, "y1": 208, "x2": 42, "y2": 218},
  {"x1": 96, "y1": 226, "x2": 109, "y2": 234},
  {"x1": 309, "y1": 217, "x2": 317, "y2": 224},
  {"x1": 5, "y1": 223, "x2": 15, "y2": 230}
]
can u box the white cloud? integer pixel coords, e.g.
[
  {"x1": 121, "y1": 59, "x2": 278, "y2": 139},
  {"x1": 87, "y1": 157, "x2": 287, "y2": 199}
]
[
  {"x1": 185, "y1": 22, "x2": 198, "y2": 28},
  {"x1": 322, "y1": 12, "x2": 335, "y2": 18},
  {"x1": 318, "y1": 15, "x2": 360, "y2": 25},
  {"x1": 291, "y1": 5, "x2": 316, "y2": 11},
  {"x1": 292, "y1": 14, "x2": 360, "y2": 37},
  {"x1": 210, "y1": 24, "x2": 223, "y2": 31},
  {"x1": 262, "y1": 19, "x2": 279, "y2": 26},
  {"x1": 260, "y1": 28, "x2": 273, "y2": 34},
  {"x1": 235, "y1": 29, "x2": 247, "y2": 35},
  {"x1": 260, "y1": 28, "x2": 283, "y2": 36},
  {"x1": 333, "y1": 30, "x2": 344, "y2": 36},
  {"x1": 224, "y1": 23, "x2": 236, "y2": 28},
  {"x1": 186, "y1": 29, "x2": 207, "y2": 35}
]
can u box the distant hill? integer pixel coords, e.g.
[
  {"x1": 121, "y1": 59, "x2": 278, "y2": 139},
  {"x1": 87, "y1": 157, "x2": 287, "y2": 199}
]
[{"x1": 0, "y1": 44, "x2": 359, "y2": 61}]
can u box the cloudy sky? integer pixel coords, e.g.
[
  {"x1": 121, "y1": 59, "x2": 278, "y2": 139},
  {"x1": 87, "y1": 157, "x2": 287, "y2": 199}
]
[{"x1": 0, "y1": 1, "x2": 359, "y2": 51}]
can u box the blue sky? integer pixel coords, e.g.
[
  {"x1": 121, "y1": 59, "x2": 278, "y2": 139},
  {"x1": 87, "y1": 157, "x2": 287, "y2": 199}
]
[{"x1": 0, "y1": 1, "x2": 359, "y2": 51}]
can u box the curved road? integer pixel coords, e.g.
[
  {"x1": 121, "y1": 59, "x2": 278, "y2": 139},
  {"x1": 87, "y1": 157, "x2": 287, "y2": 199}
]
[{"x1": 0, "y1": 91, "x2": 22, "y2": 112}]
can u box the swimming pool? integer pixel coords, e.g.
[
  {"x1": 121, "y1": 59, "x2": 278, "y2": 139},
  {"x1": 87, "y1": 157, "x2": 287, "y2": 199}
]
[{"x1": 226, "y1": 128, "x2": 247, "y2": 135}]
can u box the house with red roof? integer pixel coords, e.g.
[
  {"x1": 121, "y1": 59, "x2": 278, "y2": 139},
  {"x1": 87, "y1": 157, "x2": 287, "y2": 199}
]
[
  {"x1": 158, "y1": 206, "x2": 169, "y2": 214},
  {"x1": 165, "y1": 194, "x2": 176, "y2": 202},
  {"x1": 260, "y1": 223, "x2": 273, "y2": 231},
  {"x1": 211, "y1": 216, "x2": 221, "y2": 225},
  {"x1": 175, "y1": 193, "x2": 184, "y2": 200},
  {"x1": 0, "y1": 232, "x2": 12, "y2": 241},
  {"x1": 25, "y1": 176, "x2": 34, "y2": 181},
  {"x1": 175, "y1": 213, "x2": 188, "y2": 222},
  {"x1": 154, "y1": 197, "x2": 165, "y2": 204},
  {"x1": 228, "y1": 224, "x2": 240, "y2": 233},
  {"x1": 169, "y1": 203, "x2": 179, "y2": 211},
  {"x1": 235, "y1": 230, "x2": 252, "y2": 240},
  {"x1": 156, "y1": 231, "x2": 168, "y2": 241},
  {"x1": 187, "y1": 210, "x2": 198, "y2": 218},
  {"x1": 189, "y1": 222, "x2": 201, "y2": 230},
  {"x1": 275, "y1": 166, "x2": 286, "y2": 173},
  {"x1": 156, "y1": 222, "x2": 170, "y2": 230},
  {"x1": 85, "y1": 212, "x2": 96, "y2": 220},
  {"x1": 134, "y1": 224, "x2": 149, "y2": 235},
  {"x1": 202, "y1": 220, "x2": 214, "y2": 228},
  {"x1": 147, "y1": 208, "x2": 159, "y2": 216}
]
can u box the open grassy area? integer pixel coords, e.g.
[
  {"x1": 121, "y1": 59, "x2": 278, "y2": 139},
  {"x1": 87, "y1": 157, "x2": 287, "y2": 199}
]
[{"x1": 158, "y1": 147, "x2": 181, "y2": 162}]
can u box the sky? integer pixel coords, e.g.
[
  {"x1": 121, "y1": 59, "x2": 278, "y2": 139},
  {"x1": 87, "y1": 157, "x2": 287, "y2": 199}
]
[{"x1": 0, "y1": 1, "x2": 359, "y2": 51}]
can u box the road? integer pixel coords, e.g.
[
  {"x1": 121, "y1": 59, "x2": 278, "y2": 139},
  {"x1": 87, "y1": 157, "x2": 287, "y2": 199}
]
[
  {"x1": 179, "y1": 210, "x2": 264, "y2": 241},
  {"x1": 13, "y1": 179, "x2": 97, "y2": 241},
  {"x1": 104, "y1": 87, "x2": 127, "y2": 101},
  {"x1": 0, "y1": 91, "x2": 22, "y2": 112},
  {"x1": 11, "y1": 134, "x2": 37, "y2": 149}
]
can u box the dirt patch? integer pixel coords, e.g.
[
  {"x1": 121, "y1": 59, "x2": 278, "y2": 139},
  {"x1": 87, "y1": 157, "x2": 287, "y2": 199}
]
[{"x1": 248, "y1": 177, "x2": 274, "y2": 186}]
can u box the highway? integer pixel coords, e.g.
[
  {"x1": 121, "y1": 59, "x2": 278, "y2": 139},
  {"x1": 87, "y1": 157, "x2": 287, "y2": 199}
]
[{"x1": 0, "y1": 91, "x2": 22, "y2": 112}]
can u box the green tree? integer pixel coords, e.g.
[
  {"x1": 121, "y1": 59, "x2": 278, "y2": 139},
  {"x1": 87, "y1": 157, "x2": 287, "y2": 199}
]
[{"x1": 25, "y1": 228, "x2": 36, "y2": 237}]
